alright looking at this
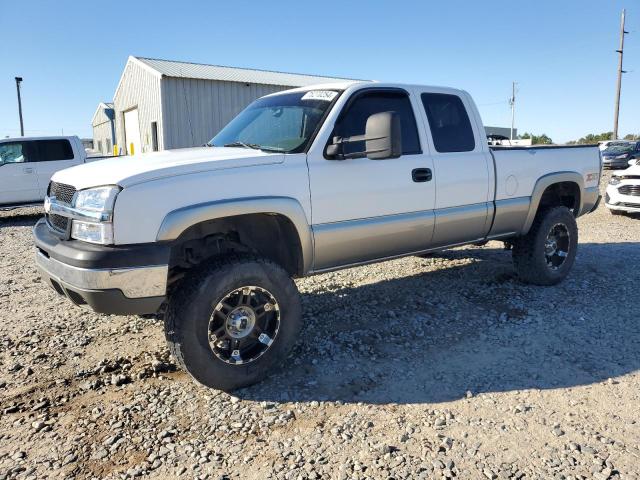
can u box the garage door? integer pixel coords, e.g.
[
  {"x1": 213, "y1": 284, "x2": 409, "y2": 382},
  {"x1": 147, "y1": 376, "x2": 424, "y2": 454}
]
[{"x1": 123, "y1": 108, "x2": 142, "y2": 156}]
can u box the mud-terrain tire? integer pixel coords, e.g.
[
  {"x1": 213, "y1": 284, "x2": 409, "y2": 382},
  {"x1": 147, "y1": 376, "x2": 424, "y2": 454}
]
[
  {"x1": 512, "y1": 206, "x2": 578, "y2": 286},
  {"x1": 164, "y1": 256, "x2": 302, "y2": 390}
]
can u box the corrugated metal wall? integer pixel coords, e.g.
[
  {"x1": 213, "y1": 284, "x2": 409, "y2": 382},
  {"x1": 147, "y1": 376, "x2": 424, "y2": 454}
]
[
  {"x1": 92, "y1": 107, "x2": 111, "y2": 127},
  {"x1": 160, "y1": 78, "x2": 289, "y2": 150},
  {"x1": 113, "y1": 61, "x2": 163, "y2": 153},
  {"x1": 92, "y1": 121, "x2": 113, "y2": 154}
]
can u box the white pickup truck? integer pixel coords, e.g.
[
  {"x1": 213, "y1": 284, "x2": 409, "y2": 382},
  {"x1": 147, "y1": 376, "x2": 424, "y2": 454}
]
[
  {"x1": 33, "y1": 82, "x2": 602, "y2": 390},
  {"x1": 0, "y1": 136, "x2": 88, "y2": 209}
]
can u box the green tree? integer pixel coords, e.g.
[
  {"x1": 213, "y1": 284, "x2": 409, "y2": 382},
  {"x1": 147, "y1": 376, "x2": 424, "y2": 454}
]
[
  {"x1": 569, "y1": 132, "x2": 613, "y2": 144},
  {"x1": 519, "y1": 132, "x2": 553, "y2": 145},
  {"x1": 623, "y1": 133, "x2": 639, "y2": 141}
]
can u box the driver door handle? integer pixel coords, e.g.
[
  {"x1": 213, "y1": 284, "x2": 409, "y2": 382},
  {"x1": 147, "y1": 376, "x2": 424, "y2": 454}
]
[
  {"x1": 23, "y1": 167, "x2": 34, "y2": 174},
  {"x1": 412, "y1": 168, "x2": 432, "y2": 183}
]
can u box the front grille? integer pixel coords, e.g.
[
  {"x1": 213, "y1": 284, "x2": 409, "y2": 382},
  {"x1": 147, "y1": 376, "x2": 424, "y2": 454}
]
[
  {"x1": 618, "y1": 185, "x2": 640, "y2": 197},
  {"x1": 49, "y1": 214, "x2": 69, "y2": 232},
  {"x1": 49, "y1": 181, "x2": 76, "y2": 205},
  {"x1": 46, "y1": 182, "x2": 76, "y2": 237}
]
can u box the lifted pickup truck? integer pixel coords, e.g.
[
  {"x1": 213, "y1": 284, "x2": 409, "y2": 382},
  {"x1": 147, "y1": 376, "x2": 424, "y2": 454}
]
[{"x1": 34, "y1": 82, "x2": 601, "y2": 390}]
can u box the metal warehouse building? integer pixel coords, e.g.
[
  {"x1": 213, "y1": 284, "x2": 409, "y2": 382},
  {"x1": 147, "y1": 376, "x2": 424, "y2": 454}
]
[
  {"x1": 91, "y1": 102, "x2": 116, "y2": 155},
  {"x1": 95, "y1": 56, "x2": 353, "y2": 155}
]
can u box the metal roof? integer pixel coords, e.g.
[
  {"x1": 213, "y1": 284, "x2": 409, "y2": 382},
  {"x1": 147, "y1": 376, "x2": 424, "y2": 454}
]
[
  {"x1": 134, "y1": 56, "x2": 358, "y2": 87},
  {"x1": 91, "y1": 102, "x2": 115, "y2": 125}
]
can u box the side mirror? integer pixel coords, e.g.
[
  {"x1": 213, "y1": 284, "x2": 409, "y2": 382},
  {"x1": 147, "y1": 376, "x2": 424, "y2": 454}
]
[
  {"x1": 629, "y1": 159, "x2": 637, "y2": 166},
  {"x1": 364, "y1": 111, "x2": 402, "y2": 160},
  {"x1": 326, "y1": 111, "x2": 402, "y2": 160}
]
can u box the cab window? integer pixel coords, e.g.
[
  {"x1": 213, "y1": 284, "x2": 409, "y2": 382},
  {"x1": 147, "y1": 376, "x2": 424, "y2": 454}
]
[
  {"x1": 333, "y1": 90, "x2": 421, "y2": 157},
  {"x1": 421, "y1": 93, "x2": 475, "y2": 153},
  {"x1": 0, "y1": 142, "x2": 29, "y2": 164},
  {"x1": 32, "y1": 139, "x2": 74, "y2": 162}
]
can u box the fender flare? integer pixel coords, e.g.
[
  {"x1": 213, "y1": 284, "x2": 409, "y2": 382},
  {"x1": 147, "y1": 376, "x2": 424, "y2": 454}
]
[
  {"x1": 156, "y1": 196, "x2": 314, "y2": 274},
  {"x1": 521, "y1": 171, "x2": 584, "y2": 235}
]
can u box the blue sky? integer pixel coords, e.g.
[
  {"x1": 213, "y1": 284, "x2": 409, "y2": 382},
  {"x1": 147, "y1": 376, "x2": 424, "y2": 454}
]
[{"x1": 1, "y1": 0, "x2": 638, "y2": 143}]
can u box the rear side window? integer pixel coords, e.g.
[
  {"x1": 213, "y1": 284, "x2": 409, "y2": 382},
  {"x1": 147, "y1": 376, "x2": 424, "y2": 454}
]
[
  {"x1": 421, "y1": 93, "x2": 475, "y2": 153},
  {"x1": 32, "y1": 139, "x2": 74, "y2": 161},
  {"x1": 333, "y1": 90, "x2": 421, "y2": 157}
]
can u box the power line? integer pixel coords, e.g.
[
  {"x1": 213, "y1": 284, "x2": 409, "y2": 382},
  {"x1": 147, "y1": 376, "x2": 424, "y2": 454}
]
[{"x1": 476, "y1": 100, "x2": 510, "y2": 107}]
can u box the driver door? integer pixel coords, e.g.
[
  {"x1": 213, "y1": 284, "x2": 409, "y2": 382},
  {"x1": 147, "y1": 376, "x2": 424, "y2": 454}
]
[
  {"x1": 0, "y1": 141, "x2": 41, "y2": 205},
  {"x1": 307, "y1": 88, "x2": 436, "y2": 271}
]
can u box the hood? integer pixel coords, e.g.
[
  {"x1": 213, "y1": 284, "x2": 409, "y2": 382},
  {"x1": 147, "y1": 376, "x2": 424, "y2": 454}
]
[
  {"x1": 613, "y1": 164, "x2": 640, "y2": 176},
  {"x1": 602, "y1": 150, "x2": 630, "y2": 158},
  {"x1": 52, "y1": 147, "x2": 284, "y2": 190}
]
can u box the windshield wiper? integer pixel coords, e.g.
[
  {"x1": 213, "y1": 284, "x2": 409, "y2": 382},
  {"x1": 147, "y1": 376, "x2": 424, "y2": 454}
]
[
  {"x1": 223, "y1": 141, "x2": 287, "y2": 153},
  {"x1": 224, "y1": 141, "x2": 262, "y2": 150},
  {"x1": 258, "y1": 146, "x2": 287, "y2": 153}
]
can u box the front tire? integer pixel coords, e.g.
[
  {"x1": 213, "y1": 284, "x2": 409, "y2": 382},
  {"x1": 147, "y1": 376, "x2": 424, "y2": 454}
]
[
  {"x1": 165, "y1": 256, "x2": 302, "y2": 390},
  {"x1": 512, "y1": 206, "x2": 578, "y2": 286}
]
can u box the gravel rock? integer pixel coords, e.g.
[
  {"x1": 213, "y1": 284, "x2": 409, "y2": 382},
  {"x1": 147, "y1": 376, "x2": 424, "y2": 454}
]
[{"x1": 1, "y1": 179, "x2": 638, "y2": 478}]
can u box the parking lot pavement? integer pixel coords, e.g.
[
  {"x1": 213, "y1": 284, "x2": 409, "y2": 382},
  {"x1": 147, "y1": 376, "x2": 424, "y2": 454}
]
[{"x1": 1, "y1": 176, "x2": 639, "y2": 479}]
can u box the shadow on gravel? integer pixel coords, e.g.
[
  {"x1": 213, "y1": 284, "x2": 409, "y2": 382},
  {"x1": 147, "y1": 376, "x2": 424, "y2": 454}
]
[
  {"x1": 238, "y1": 241, "x2": 640, "y2": 405},
  {"x1": 0, "y1": 209, "x2": 43, "y2": 228}
]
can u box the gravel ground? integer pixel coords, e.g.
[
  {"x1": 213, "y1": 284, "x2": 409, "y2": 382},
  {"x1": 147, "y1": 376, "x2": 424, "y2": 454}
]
[{"x1": 1, "y1": 174, "x2": 639, "y2": 480}]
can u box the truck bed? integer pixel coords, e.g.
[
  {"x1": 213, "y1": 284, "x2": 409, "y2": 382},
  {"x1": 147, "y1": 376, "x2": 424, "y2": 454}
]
[{"x1": 490, "y1": 144, "x2": 601, "y2": 203}]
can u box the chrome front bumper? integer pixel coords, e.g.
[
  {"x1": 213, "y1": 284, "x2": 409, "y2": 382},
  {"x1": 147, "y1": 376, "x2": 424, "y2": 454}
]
[
  {"x1": 35, "y1": 251, "x2": 167, "y2": 315},
  {"x1": 33, "y1": 218, "x2": 170, "y2": 315},
  {"x1": 35, "y1": 251, "x2": 168, "y2": 299}
]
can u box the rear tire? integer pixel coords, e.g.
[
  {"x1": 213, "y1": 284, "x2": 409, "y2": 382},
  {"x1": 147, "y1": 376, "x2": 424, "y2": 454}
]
[
  {"x1": 164, "y1": 255, "x2": 302, "y2": 391},
  {"x1": 512, "y1": 206, "x2": 578, "y2": 286}
]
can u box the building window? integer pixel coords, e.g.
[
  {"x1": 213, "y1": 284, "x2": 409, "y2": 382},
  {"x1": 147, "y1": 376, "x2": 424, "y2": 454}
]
[{"x1": 106, "y1": 138, "x2": 112, "y2": 155}]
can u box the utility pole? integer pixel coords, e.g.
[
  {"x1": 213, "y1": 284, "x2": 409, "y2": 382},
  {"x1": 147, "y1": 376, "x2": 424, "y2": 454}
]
[
  {"x1": 613, "y1": 9, "x2": 628, "y2": 140},
  {"x1": 15, "y1": 77, "x2": 24, "y2": 137},
  {"x1": 509, "y1": 81, "x2": 517, "y2": 141}
]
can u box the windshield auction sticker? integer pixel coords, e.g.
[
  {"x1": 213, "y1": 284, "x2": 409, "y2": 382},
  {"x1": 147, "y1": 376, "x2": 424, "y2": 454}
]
[{"x1": 301, "y1": 90, "x2": 338, "y2": 101}]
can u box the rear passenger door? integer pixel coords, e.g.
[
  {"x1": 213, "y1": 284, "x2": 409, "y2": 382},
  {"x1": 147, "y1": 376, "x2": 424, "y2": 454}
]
[
  {"x1": 0, "y1": 141, "x2": 40, "y2": 204},
  {"x1": 416, "y1": 90, "x2": 492, "y2": 247},
  {"x1": 31, "y1": 139, "x2": 79, "y2": 197}
]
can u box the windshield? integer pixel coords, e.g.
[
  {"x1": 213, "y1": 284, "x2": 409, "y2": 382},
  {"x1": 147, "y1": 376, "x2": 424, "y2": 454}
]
[{"x1": 209, "y1": 90, "x2": 339, "y2": 153}]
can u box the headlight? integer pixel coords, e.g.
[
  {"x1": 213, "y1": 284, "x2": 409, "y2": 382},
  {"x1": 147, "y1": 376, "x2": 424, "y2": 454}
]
[
  {"x1": 609, "y1": 177, "x2": 621, "y2": 185},
  {"x1": 615, "y1": 154, "x2": 628, "y2": 160},
  {"x1": 71, "y1": 185, "x2": 120, "y2": 244},
  {"x1": 71, "y1": 221, "x2": 114, "y2": 244},
  {"x1": 74, "y1": 186, "x2": 120, "y2": 215}
]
